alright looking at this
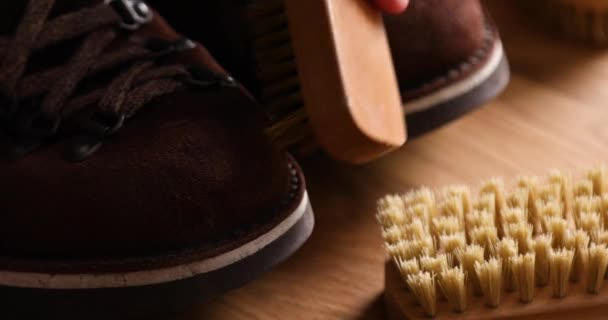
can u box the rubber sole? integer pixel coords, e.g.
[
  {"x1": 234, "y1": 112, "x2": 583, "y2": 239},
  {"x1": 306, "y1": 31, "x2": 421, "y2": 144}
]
[
  {"x1": 1, "y1": 206, "x2": 313, "y2": 319},
  {"x1": 0, "y1": 163, "x2": 314, "y2": 318},
  {"x1": 404, "y1": 38, "x2": 510, "y2": 137}
]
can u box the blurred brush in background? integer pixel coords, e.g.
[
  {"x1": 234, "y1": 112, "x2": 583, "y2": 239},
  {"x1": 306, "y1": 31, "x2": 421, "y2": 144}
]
[{"x1": 518, "y1": 0, "x2": 608, "y2": 46}]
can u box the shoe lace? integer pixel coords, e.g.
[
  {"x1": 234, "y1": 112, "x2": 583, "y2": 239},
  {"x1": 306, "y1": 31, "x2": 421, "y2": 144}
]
[{"x1": 0, "y1": 0, "x2": 236, "y2": 161}]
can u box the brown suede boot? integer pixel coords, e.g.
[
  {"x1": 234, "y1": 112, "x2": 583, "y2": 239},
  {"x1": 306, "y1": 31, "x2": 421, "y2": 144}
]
[
  {"x1": 384, "y1": 0, "x2": 509, "y2": 136},
  {"x1": 0, "y1": 0, "x2": 313, "y2": 318},
  {"x1": 150, "y1": 0, "x2": 509, "y2": 150}
]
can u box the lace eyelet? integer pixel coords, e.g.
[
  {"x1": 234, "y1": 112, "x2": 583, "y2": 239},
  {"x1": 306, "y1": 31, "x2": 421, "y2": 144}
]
[
  {"x1": 15, "y1": 111, "x2": 60, "y2": 138},
  {"x1": 64, "y1": 134, "x2": 104, "y2": 162},
  {"x1": 81, "y1": 111, "x2": 125, "y2": 137},
  {"x1": 187, "y1": 67, "x2": 238, "y2": 89},
  {"x1": 105, "y1": 0, "x2": 153, "y2": 30},
  {"x1": 63, "y1": 112, "x2": 125, "y2": 162},
  {"x1": 145, "y1": 38, "x2": 197, "y2": 59}
]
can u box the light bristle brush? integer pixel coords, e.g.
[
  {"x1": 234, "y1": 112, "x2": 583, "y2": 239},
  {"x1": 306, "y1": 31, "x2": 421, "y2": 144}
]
[
  {"x1": 246, "y1": 0, "x2": 405, "y2": 163},
  {"x1": 379, "y1": 166, "x2": 608, "y2": 319},
  {"x1": 518, "y1": 0, "x2": 608, "y2": 46}
]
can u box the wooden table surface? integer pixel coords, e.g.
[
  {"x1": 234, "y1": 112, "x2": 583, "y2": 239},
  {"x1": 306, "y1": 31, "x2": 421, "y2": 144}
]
[{"x1": 166, "y1": 2, "x2": 608, "y2": 319}]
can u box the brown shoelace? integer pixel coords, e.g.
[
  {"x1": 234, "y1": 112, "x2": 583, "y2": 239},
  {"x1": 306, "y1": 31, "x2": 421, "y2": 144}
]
[{"x1": 0, "y1": 0, "x2": 235, "y2": 160}]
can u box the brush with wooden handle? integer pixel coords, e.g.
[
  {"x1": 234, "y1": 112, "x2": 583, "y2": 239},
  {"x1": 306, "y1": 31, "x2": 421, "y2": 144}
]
[
  {"x1": 249, "y1": 0, "x2": 406, "y2": 163},
  {"x1": 519, "y1": 0, "x2": 608, "y2": 46},
  {"x1": 378, "y1": 166, "x2": 608, "y2": 319}
]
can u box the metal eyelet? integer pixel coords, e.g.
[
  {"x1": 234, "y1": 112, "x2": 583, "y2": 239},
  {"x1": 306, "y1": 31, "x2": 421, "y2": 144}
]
[
  {"x1": 105, "y1": 0, "x2": 154, "y2": 30},
  {"x1": 64, "y1": 134, "x2": 104, "y2": 162},
  {"x1": 145, "y1": 38, "x2": 197, "y2": 59},
  {"x1": 64, "y1": 112, "x2": 125, "y2": 162},
  {"x1": 187, "y1": 66, "x2": 238, "y2": 89},
  {"x1": 81, "y1": 111, "x2": 125, "y2": 138}
]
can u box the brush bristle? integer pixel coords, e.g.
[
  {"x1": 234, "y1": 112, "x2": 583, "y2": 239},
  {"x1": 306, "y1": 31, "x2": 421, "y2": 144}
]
[
  {"x1": 466, "y1": 210, "x2": 495, "y2": 227},
  {"x1": 549, "y1": 170, "x2": 573, "y2": 215},
  {"x1": 456, "y1": 244, "x2": 485, "y2": 296},
  {"x1": 592, "y1": 229, "x2": 608, "y2": 246},
  {"x1": 419, "y1": 253, "x2": 450, "y2": 276},
  {"x1": 496, "y1": 237, "x2": 518, "y2": 292},
  {"x1": 407, "y1": 271, "x2": 437, "y2": 317},
  {"x1": 438, "y1": 266, "x2": 468, "y2": 313},
  {"x1": 511, "y1": 253, "x2": 536, "y2": 303},
  {"x1": 376, "y1": 198, "x2": 406, "y2": 227},
  {"x1": 538, "y1": 200, "x2": 563, "y2": 220},
  {"x1": 381, "y1": 225, "x2": 404, "y2": 245},
  {"x1": 439, "y1": 196, "x2": 465, "y2": 224},
  {"x1": 475, "y1": 258, "x2": 502, "y2": 308},
  {"x1": 533, "y1": 234, "x2": 552, "y2": 287},
  {"x1": 543, "y1": 217, "x2": 569, "y2": 248},
  {"x1": 577, "y1": 211, "x2": 601, "y2": 234},
  {"x1": 504, "y1": 222, "x2": 533, "y2": 254},
  {"x1": 586, "y1": 243, "x2": 608, "y2": 294},
  {"x1": 474, "y1": 193, "x2": 497, "y2": 216},
  {"x1": 432, "y1": 216, "x2": 463, "y2": 237},
  {"x1": 386, "y1": 237, "x2": 435, "y2": 261},
  {"x1": 574, "y1": 180, "x2": 594, "y2": 197},
  {"x1": 480, "y1": 178, "x2": 506, "y2": 234},
  {"x1": 601, "y1": 195, "x2": 608, "y2": 228},
  {"x1": 571, "y1": 245, "x2": 589, "y2": 283},
  {"x1": 443, "y1": 185, "x2": 473, "y2": 215},
  {"x1": 379, "y1": 166, "x2": 608, "y2": 316},
  {"x1": 469, "y1": 225, "x2": 499, "y2": 257},
  {"x1": 566, "y1": 228, "x2": 591, "y2": 283},
  {"x1": 403, "y1": 188, "x2": 437, "y2": 214},
  {"x1": 507, "y1": 188, "x2": 529, "y2": 211},
  {"x1": 501, "y1": 207, "x2": 527, "y2": 227},
  {"x1": 587, "y1": 166, "x2": 608, "y2": 196},
  {"x1": 403, "y1": 218, "x2": 428, "y2": 240},
  {"x1": 439, "y1": 233, "x2": 467, "y2": 265},
  {"x1": 395, "y1": 258, "x2": 420, "y2": 286},
  {"x1": 568, "y1": 229, "x2": 591, "y2": 250},
  {"x1": 537, "y1": 183, "x2": 561, "y2": 204},
  {"x1": 246, "y1": 0, "x2": 316, "y2": 151},
  {"x1": 549, "y1": 248, "x2": 575, "y2": 298},
  {"x1": 573, "y1": 196, "x2": 601, "y2": 219},
  {"x1": 406, "y1": 204, "x2": 432, "y2": 226}
]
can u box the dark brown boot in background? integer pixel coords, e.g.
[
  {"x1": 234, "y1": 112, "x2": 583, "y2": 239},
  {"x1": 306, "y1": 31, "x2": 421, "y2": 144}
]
[
  {"x1": 0, "y1": 0, "x2": 313, "y2": 318},
  {"x1": 385, "y1": 0, "x2": 509, "y2": 136},
  {"x1": 150, "y1": 0, "x2": 509, "y2": 155}
]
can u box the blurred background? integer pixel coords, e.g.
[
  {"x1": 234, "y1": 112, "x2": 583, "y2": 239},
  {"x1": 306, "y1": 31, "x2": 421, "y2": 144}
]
[{"x1": 164, "y1": 1, "x2": 608, "y2": 319}]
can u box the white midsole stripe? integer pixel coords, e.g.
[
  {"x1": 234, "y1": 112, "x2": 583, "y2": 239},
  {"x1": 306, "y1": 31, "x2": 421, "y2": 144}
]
[
  {"x1": 402, "y1": 40, "x2": 504, "y2": 115},
  {"x1": 0, "y1": 192, "x2": 311, "y2": 289}
]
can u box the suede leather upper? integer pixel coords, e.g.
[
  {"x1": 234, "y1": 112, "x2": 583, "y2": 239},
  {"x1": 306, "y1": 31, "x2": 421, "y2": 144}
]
[
  {"x1": 384, "y1": 0, "x2": 488, "y2": 93},
  {"x1": 0, "y1": 1, "x2": 292, "y2": 268},
  {"x1": 1, "y1": 89, "x2": 289, "y2": 260}
]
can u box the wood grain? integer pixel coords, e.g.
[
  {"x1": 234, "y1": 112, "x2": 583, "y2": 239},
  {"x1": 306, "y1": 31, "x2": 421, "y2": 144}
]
[{"x1": 155, "y1": 1, "x2": 608, "y2": 319}]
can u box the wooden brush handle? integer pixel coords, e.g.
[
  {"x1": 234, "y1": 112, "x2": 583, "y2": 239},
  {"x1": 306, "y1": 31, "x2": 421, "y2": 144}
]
[{"x1": 285, "y1": 0, "x2": 406, "y2": 164}]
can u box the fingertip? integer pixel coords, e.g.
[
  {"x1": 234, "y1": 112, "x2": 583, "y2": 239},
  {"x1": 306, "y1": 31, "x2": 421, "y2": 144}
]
[{"x1": 373, "y1": 0, "x2": 409, "y2": 14}]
